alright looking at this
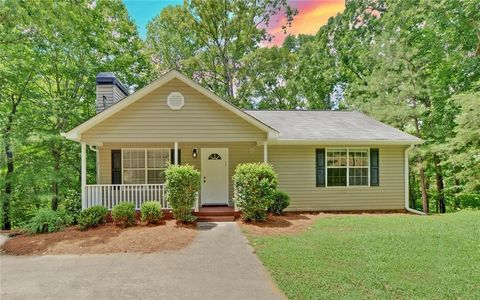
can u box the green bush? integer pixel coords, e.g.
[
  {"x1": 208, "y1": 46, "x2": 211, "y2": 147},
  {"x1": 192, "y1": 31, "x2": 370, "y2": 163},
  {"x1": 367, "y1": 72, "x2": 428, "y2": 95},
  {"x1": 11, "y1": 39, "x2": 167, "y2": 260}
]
[
  {"x1": 25, "y1": 208, "x2": 69, "y2": 234},
  {"x1": 165, "y1": 164, "x2": 200, "y2": 223},
  {"x1": 59, "y1": 190, "x2": 82, "y2": 224},
  {"x1": 269, "y1": 190, "x2": 290, "y2": 215},
  {"x1": 112, "y1": 202, "x2": 136, "y2": 227},
  {"x1": 233, "y1": 163, "x2": 278, "y2": 222},
  {"x1": 77, "y1": 205, "x2": 108, "y2": 231},
  {"x1": 141, "y1": 201, "x2": 163, "y2": 224}
]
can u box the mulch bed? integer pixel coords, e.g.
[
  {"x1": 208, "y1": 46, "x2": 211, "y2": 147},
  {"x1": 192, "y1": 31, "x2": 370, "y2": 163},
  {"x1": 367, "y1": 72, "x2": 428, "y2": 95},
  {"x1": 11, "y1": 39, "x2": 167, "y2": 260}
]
[
  {"x1": 0, "y1": 220, "x2": 197, "y2": 256},
  {"x1": 239, "y1": 211, "x2": 411, "y2": 237}
]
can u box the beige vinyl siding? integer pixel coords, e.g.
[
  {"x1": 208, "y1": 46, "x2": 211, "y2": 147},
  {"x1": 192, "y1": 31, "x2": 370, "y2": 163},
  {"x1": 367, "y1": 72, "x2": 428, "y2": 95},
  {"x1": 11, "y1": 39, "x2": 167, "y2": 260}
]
[
  {"x1": 98, "y1": 142, "x2": 263, "y2": 206},
  {"x1": 98, "y1": 143, "x2": 406, "y2": 211},
  {"x1": 268, "y1": 145, "x2": 406, "y2": 211},
  {"x1": 84, "y1": 78, "x2": 266, "y2": 142}
]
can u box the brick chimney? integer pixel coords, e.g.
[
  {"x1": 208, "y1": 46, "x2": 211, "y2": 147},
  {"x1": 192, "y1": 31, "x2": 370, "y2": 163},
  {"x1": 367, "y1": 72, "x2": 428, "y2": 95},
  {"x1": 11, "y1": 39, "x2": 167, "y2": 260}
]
[{"x1": 96, "y1": 72, "x2": 129, "y2": 113}]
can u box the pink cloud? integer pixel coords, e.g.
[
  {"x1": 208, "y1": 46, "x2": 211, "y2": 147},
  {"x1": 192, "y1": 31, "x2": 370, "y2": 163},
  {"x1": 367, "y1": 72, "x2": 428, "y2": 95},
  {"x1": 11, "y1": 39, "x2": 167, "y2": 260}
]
[{"x1": 265, "y1": 0, "x2": 345, "y2": 46}]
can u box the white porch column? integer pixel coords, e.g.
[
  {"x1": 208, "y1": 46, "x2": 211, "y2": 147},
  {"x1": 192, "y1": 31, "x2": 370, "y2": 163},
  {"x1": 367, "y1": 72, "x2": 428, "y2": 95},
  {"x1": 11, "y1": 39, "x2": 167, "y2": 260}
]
[
  {"x1": 263, "y1": 141, "x2": 268, "y2": 163},
  {"x1": 174, "y1": 141, "x2": 179, "y2": 165},
  {"x1": 81, "y1": 142, "x2": 87, "y2": 210}
]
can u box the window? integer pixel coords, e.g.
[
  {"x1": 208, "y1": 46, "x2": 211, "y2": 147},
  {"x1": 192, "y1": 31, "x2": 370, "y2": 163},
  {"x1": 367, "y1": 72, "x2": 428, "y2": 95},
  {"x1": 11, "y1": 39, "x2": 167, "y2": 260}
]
[
  {"x1": 122, "y1": 149, "x2": 170, "y2": 184},
  {"x1": 208, "y1": 153, "x2": 222, "y2": 160},
  {"x1": 325, "y1": 148, "x2": 369, "y2": 187}
]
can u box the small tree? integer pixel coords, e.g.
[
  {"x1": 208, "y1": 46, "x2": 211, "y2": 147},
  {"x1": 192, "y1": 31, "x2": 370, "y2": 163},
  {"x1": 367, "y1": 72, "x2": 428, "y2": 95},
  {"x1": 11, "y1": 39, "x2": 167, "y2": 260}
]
[
  {"x1": 165, "y1": 164, "x2": 200, "y2": 223},
  {"x1": 233, "y1": 163, "x2": 278, "y2": 222}
]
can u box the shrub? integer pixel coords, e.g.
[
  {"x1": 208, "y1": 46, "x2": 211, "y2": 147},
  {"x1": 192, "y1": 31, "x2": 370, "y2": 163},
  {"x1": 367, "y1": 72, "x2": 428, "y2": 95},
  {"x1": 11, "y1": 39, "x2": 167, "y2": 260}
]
[
  {"x1": 77, "y1": 205, "x2": 108, "y2": 231},
  {"x1": 166, "y1": 164, "x2": 200, "y2": 223},
  {"x1": 112, "y1": 202, "x2": 136, "y2": 227},
  {"x1": 59, "y1": 190, "x2": 82, "y2": 224},
  {"x1": 269, "y1": 190, "x2": 290, "y2": 215},
  {"x1": 141, "y1": 201, "x2": 163, "y2": 224},
  {"x1": 233, "y1": 163, "x2": 278, "y2": 222},
  {"x1": 25, "y1": 208, "x2": 69, "y2": 234}
]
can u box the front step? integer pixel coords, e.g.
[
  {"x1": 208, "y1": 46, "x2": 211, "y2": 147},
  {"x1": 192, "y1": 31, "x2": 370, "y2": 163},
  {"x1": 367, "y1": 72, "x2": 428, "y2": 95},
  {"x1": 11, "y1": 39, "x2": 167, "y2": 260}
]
[{"x1": 197, "y1": 215, "x2": 236, "y2": 222}]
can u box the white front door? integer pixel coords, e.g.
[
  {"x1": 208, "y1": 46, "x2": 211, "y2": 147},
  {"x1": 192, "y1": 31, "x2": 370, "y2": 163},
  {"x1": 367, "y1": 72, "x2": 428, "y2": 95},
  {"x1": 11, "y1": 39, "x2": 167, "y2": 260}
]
[{"x1": 201, "y1": 148, "x2": 229, "y2": 205}]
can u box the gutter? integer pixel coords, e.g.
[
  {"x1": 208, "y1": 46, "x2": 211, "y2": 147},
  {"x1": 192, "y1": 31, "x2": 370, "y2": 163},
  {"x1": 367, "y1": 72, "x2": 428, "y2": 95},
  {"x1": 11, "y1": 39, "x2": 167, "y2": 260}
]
[{"x1": 404, "y1": 147, "x2": 426, "y2": 215}]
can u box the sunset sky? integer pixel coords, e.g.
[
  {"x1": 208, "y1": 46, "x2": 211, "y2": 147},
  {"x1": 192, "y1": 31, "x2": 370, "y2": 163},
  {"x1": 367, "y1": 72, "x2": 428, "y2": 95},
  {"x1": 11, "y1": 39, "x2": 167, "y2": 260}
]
[{"x1": 124, "y1": 0, "x2": 345, "y2": 46}]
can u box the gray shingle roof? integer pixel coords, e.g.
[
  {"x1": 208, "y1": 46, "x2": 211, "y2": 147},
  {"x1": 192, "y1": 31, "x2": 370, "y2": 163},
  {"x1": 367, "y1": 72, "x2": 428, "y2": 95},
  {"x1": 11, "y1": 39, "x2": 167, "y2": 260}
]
[{"x1": 244, "y1": 110, "x2": 421, "y2": 143}]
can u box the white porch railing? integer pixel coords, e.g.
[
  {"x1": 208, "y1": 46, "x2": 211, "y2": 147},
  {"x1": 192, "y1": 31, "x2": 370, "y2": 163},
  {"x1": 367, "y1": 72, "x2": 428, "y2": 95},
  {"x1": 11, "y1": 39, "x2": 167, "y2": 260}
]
[
  {"x1": 83, "y1": 184, "x2": 200, "y2": 211},
  {"x1": 84, "y1": 184, "x2": 168, "y2": 210}
]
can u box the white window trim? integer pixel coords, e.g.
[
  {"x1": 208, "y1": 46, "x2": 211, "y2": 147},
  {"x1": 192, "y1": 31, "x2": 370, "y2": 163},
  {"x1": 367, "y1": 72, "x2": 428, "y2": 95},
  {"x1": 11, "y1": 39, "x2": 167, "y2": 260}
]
[
  {"x1": 121, "y1": 148, "x2": 171, "y2": 184},
  {"x1": 325, "y1": 147, "x2": 370, "y2": 188}
]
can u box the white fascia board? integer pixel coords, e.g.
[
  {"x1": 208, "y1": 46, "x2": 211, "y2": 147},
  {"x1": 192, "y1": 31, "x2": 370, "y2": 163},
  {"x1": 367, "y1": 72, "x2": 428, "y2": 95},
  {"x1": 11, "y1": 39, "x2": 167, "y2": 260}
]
[{"x1": 63, "y1": 70, "x2": 277, "y2": 143}]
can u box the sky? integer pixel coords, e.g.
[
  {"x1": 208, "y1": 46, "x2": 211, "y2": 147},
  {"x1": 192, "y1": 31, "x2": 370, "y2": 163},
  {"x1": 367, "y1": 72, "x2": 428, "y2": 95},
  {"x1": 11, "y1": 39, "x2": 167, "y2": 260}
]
[{"x1": 123, "y1": 0, "x2": 345, "y2": 46}]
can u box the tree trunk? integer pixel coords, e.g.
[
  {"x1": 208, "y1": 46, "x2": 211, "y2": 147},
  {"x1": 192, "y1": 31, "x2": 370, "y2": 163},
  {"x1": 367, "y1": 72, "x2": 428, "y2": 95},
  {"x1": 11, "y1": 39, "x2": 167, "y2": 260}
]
[
  {"x1": 2, "y1": 145, "x2": 13, "y2": 230},
  {"x1": 434, "y1": 157, "x2": 446, "y2": 213},
  {"x1": 2, "y1": 96, "x2": 19, "y2": 230},
  {"x1": 453, "y1": 178, "x2": 460, "y2": 209},
  {"x1": 418, "y1": 158, "x2": 429, "y2": 213},
  {"x1": 409, "y1": 171, "x2": 416, "y2": 210},
  {"x1": 51, "y1": 147, "x2": 61, "y2": 210}
]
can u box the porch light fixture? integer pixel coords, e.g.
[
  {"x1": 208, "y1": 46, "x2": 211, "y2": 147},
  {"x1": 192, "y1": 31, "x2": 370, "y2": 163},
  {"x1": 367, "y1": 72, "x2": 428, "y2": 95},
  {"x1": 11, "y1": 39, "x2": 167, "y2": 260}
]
[{"x1": 192, "y1": 148, "x2": 198, "y2": 158}]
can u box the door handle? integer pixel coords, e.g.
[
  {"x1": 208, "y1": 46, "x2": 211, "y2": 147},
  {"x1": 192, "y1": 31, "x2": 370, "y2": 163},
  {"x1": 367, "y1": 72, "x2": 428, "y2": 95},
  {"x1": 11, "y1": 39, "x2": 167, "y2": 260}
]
[{"x1": 203, "y1": 176, "x2": 206, "y2": 183}]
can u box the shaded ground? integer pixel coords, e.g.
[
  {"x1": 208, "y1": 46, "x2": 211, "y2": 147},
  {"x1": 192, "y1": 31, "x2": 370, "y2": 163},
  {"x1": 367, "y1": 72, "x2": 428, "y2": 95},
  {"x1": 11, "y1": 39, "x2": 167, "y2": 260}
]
[
  {"x1": 1, "y1": 220, "x2": 196, "y2": 255},
  {"x1": 1, "y1": 222, "x2": 284, "y2": 300},
  {"x1": 239, "y1": 212, "x2": 409, "y2": 237}
]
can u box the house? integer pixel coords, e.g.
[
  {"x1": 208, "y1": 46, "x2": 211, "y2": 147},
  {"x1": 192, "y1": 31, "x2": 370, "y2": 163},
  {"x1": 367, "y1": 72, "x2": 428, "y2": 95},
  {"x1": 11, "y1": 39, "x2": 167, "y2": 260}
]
[{"x1": 62, "y1": 70, "x2": 422, "y2": 217}]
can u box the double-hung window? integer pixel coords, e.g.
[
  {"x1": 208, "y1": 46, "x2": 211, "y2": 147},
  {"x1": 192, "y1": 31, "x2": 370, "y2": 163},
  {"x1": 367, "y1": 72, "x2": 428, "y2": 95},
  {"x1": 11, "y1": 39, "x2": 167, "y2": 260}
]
[
  {"x1": 122, "y1": 149, "x2": 170, "y2": 184},
  {"x1": 325, "y1": 148, "x2": 369, "y2": 187}
]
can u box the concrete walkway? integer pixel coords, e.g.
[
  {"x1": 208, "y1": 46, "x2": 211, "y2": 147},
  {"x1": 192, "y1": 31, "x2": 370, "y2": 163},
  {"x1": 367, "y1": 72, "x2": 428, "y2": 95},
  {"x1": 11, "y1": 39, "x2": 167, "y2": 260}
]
[{"x1": 0, "y1": 222, "x2": 284, "y2": 300}]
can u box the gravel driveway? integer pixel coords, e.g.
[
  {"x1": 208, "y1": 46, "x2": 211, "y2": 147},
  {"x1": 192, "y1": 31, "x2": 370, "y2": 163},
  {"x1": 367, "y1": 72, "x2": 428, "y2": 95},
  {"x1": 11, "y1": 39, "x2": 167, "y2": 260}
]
[{"x1": 0, "y1": 222, "x2": 284, "y2": 300}]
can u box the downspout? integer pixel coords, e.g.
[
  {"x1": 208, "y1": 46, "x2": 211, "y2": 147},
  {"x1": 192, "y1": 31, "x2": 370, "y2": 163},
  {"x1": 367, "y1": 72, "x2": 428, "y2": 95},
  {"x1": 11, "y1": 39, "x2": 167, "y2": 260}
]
[
  {"x1": 89, "y1": 145, "x2": 100, "y2": 184},
  {"x1": 405, "y1": 147, "x2": 426, "y2": 215}
]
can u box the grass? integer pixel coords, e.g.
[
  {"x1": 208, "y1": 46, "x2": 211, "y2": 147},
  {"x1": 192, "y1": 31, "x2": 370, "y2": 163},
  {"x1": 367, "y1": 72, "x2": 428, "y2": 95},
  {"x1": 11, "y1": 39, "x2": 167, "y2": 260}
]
[{"x1": 248, "y1": 211, "x2": 480, "y2": 299}]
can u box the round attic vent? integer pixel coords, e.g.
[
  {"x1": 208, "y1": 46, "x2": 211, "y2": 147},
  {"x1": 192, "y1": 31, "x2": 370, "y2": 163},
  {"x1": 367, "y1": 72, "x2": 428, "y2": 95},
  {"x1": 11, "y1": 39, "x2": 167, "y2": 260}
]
[{"x1": 167, "y1": 92, "x2": 184, "y2": 110}]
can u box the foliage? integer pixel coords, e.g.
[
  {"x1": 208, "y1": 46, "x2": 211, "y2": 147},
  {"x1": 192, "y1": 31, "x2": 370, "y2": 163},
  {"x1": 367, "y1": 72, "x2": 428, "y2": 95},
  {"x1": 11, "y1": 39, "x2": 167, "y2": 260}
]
[
  {"x1": 145, "y1": 0, "x2": 297, "y2": 105},
  {"x1": 25, "y1": 208, "x2": 69, "y2": 234},
  {"x1": 0, "y1": 0, "x2": 152, "y2": 229},
  {"x1": 77, "y1": 205, "x2": 108, "y2": 231},
  {"x1": 248, "y1": 211, "x2": 480, "y2": 299},
  {"x1": 141, "y1": 201, "x2": 163, "y2": 224},
  {"x1": 447, "y1": 86, "x2": 480, "y2": 193},
  {"x1": 165, "y1": 164, "x2": 200, "y2": 223},
  {"x1": 111, "y1": 202, "x2": 136, "y2": 228},
  {"x1": 233, "y1": 163, "x2": 278, "y2": 222},
  {"x1": 268, "y1": 190, "x2": 290, "y2": 215}
]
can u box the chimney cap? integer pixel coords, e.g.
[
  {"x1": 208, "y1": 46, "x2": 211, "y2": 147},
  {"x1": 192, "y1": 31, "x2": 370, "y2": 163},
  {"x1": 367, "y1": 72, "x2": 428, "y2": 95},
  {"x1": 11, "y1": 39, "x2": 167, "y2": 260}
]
[{"x1": 96, "y1": 72, "x2": 129, "y2": 96}]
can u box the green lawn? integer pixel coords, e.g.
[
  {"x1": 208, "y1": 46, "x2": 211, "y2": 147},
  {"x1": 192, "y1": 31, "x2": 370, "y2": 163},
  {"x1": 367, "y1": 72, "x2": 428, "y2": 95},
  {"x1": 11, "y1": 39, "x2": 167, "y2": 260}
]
[{"x1": 248, "y1": 211, "x2": 480, "y2": 299}]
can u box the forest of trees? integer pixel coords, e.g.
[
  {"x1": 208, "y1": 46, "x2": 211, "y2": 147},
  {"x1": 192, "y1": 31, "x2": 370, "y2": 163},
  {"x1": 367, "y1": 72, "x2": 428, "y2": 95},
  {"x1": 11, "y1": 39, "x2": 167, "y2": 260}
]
[{"x1": 1, "y1": 0, "x2": 479, "y2": 229}]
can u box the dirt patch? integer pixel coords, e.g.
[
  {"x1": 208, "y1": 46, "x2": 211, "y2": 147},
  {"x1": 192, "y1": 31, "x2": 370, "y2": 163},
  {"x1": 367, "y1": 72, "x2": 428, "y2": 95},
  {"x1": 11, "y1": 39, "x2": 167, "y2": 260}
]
[
  {"x1": 240, "y1": 212, "x2": 412, "y2": 237},
  {"x1": 1, "y1": 220, "x2": 197, "y2": 256}
]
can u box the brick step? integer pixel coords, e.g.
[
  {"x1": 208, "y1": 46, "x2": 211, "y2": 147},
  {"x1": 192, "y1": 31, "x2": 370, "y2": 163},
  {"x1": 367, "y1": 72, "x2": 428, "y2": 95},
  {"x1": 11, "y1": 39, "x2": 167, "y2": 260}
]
[
  {"x1": 195, "y1": 211, "x2": 240, "y2": 217},
  {"x1": 197, "y1": 215, "x2": 236, "y2": 222}
]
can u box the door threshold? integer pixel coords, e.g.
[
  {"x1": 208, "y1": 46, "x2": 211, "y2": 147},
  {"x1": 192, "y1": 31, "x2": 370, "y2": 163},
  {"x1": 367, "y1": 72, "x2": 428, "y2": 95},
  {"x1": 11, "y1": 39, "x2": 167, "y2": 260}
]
[{"x1": 201, "y1": 204, "x2": 229, "y2": 207}]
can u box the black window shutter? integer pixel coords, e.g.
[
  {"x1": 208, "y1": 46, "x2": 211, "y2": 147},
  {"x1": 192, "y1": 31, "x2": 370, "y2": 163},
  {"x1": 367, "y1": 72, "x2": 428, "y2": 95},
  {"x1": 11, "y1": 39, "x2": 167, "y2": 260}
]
[
  {"x1": 111, "y1": 150, "x2": 122, "y2": 184},
  {"x1": 370, "y1": 148, "x2": 379, "y2": 186},
  {"x1": 316, "y1": 149, "x2": 325, "y2": 187},
  {"x1": 170, "y1": 149, "x2": 181, "y2": 165}
]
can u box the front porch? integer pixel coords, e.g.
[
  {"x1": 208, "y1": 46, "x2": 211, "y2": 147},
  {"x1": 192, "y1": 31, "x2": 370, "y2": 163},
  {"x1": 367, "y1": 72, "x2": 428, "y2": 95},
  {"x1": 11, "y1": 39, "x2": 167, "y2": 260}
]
[
  {"x1": 81, "y1": 141, "x2": 269, "y2": 214},
  {"x1": 84, "y1": 183, "x2": 239, "y2": 221}
]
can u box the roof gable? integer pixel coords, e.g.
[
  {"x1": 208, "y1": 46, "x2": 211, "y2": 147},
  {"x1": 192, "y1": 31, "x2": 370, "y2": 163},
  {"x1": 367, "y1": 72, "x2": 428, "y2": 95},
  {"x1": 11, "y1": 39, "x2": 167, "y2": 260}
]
[{"x1": 63, "y1": 70, "x2": 278, "y2": 142}]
